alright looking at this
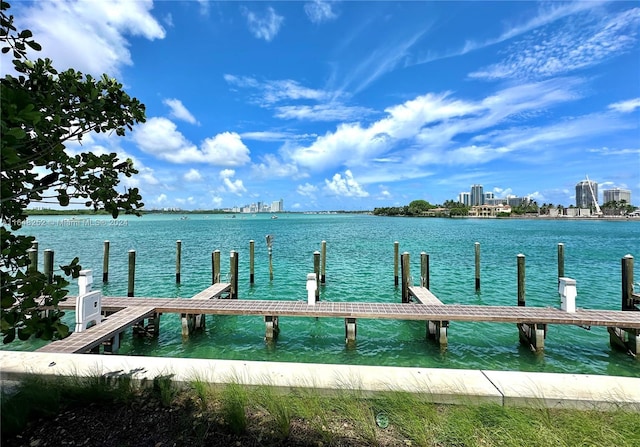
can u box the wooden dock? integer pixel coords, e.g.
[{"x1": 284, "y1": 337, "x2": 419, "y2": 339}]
[{"x1": 45, "y1": 284, "x2": 640, "y2": 355}]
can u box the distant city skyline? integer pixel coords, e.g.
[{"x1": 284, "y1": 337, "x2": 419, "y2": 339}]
[{"x1": 5, "y1": 1, "x2": 638, "y2": 211}]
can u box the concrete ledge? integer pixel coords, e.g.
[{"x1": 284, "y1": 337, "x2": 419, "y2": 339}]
[
  {"x1": 1, "y1": 351, "x2": 639, "y2": 411},
  {"x1": 482, "y1": 370, "x2": 640, "y2": 411}
]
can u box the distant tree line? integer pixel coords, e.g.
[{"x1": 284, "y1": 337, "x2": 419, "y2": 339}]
[{"x1": 373, "y1": 200, "x2": 470, "y2": 217}]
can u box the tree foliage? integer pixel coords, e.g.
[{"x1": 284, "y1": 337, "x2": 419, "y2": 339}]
[{"x1": 1, "y1": 1, "x2": 146, "y2": 343}]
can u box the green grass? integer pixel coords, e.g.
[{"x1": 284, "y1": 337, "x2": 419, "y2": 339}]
[{"x1": 2, "y1": 374, "x2": 639, "y2": 446}]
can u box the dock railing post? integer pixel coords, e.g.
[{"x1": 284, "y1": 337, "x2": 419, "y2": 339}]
[
  {"x1": 394, "y1": 242, "x2": 399, "y2": 287},
  {"x1": 517, "y1": 254, "x2": 525, "y2": 307},
  {"x1": 557, "y1": 243, "x2": 565, "y2": 282},
  {"x1": 314, "y1": 251, "x2": 321, "y2": 301},
  {"x1": 621, "y1": 254, "x2": 635, "y2": 311},
  {"x1": 475, "y1": 242, "x2": 481, "y2": 292},
  {"x1": 127, "y1": 250, "x2": 136, "y2": 297},
  {"x1": 401, "y1": 252, "x2": 410, "y2": 303},
  {"x1": 43, "y1": 249, "x2": 54, "y2": 284},
  {"x1": 230, "y1": 250, "x2": 238, "y2": 299},
  {"x1": 176, "y1": 240, "x2": 182, "y2": 284},
  {"x1": 420, "y1": 252, "x2": 430, "y2": 289},
  {"x1": 103, "y1": 240, "x2": 110, "y2": 282},
  {"x1": 249, "y1": 240, "x2": 255, "y2": 284},
  {"x1": 321, "y1": 240, "x2": 327, "y2": 284}
]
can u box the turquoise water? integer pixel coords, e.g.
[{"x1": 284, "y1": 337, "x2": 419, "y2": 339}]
[{"x1": 4, "y1": 214, "x2": 640, "y2": 377}]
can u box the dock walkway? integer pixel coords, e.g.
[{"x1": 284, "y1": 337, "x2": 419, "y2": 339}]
[
  {"x1": 37, "y1": 305, "x2": 156, "y2": 354},
  {"x1": 84, "y1": 297, "x2": 640, "y2": 328}
]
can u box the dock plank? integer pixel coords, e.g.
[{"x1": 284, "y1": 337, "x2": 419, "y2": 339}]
[
  {"x1": 408, "y1": 286, "x2": 443, "y2": 305},
  {"x1": 37, "y1": 306, "x2": 156, "y2": 354},
  {"x1": 190, "y1": 283, "x2": 231, "y2": 300}
]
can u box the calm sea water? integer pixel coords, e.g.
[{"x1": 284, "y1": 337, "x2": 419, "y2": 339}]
[{"x1": 4, "y1": 213, "x2": 640, "y2": 377}]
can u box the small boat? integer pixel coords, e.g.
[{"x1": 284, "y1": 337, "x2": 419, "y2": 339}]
[{"x1": 271, "y1": 215, "x2": 278, "y2": 219}]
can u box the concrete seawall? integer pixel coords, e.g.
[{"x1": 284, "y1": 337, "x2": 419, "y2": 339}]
[{"x1": 1, "y1": 351, "x2": 638, "y2": 411}]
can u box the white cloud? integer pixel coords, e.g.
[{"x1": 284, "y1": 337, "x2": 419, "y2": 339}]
[
  {"x1": 200, "y1": 132, "x2": 251, "y2": 167},
  {"x1": 297, "y1": 183, "x2": 318, "y2": 197},
  {"x1": 163, "y1": 98, "x2": 199, "y2": 125},
  {"x1": 225, "y1": 75, "x2": 329, "y2": 105},
  {"x1": 470, "y1": 7, "x2": 640, "y2": 80},
  {"x1": 305, "y1": 1, "x2": 337, "y2": 24},
  {"x1": 219, "y1": 169, "x2": 246, "y2": 195},
  {"x1": 324, "y1": 170, "x2": 369, "y2": 197},
  {"x1": 211, "y1": 195, "x2": 223, "y2": 208},
  {"x1": 133, "y1": 118, "x2": 250, "y2": 166},
  {"x1": 184, "y1": 169, "x2": 202, "y2": 182},
  {"x1": 241, "y1": 6, "x2": 284, "y2": 42},
  {"x1": 14, "y1": 0, "x2": 165, "y2": 77},
  {"x1": 155, "y1": 194, "x2": 167, "y2": 204},
  {"x1": 252, "y1": 154, "x2": 301, "y2": 179},
  {"x1": 286, "y1": 78, "x2": 593, "y2": 177},
  {"x1": 608, "y1": 98, "x2": 640, "y2": 113},
  {"x1": 275, "y1": 104, "x2": 374, "y2": 122}
]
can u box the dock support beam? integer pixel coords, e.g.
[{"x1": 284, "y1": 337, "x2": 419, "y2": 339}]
[
  {"x1": 427, "y1": 320, "x2": 448, "y2": 348},
  {"x1": 557, "y1": 243, "x2": 565, "y2": 281},
  {"x1": 420, "y1": 252, "x2": 430, "y2": 289},
  {"x1": 475, "y1": 242, "x2": 480, "y2": 292},
  {"x1": 264, "y1": 315, "x2": 279, "y2": 342},
  {"x1": 134, "y1": 313, "x2": 161, "y2": 338},
  {"x1": 175, "y1": 240, "x2": 182, "y2": 284},
  {"x1": 103, "y1": 241, "x2": 110, "y2": 282},
  {"x1": 314, "y1": 251, "x2": 321, "y2": 301},
  {"x1": 610, "y1": 255, "x2": 639, "y2": 357},
  {"x1": 321, "y1": 240, "x2": 327, "y2": 284},
  {"x1": 518, "y1": 323, "x2": 547, "y2": 352},
  {"x1": 127, "y1": 250, "x2": 136, "y2": 297},
  {"x1": 401, "y1": 252, "x2": 411, "y2": 303},
  {"x1": 249, "y1": 240, "x2": 255, "y2": 284},
  {"x1": 230, "y1": 250, "x2": 239, "y2": 299},
  {"x1": 394, "y1": 242, "x2": 399, "y2": 287},
  {"x1": 212, "y1": 250, "x2": 220, "y2": 285},
  {"x1": 345, "y1": 318, "x2": 357, "y2": 344}
]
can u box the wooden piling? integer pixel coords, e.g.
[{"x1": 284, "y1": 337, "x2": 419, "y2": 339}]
[
  {"x1": 475, "y1": 242, "x2": 481, "y2": 292},
  {"x1": 394, "y1": 241, "x2": 399, "y2": 287},
  {"x1": 27, "y1": 248, "x2": 37, "y2": 273},
  {"x1": 622, "y1": 254, "x2": 635, "y2": 311},
  {"x1": 212, "y1": 250, "x2": 220, "y2": 284},
  {"x1": 103, "y1": 240, "x2": 110, "y2": 282},
  {"x1": 517, "y1": 254, "x2": 525, "y2": 307},
  {"x1": 321, "y1": 240, "x2": 327, "y2": 284},
  {"x1": 314, "y1": 251, "x2": 321, "y2": 301},
  {"x1": 420, "y1": 252, "x2": 430, "y2": 289},
  {"x1": 28, "y1": 241, "x2": 38, "y2": 272},
  {"x1": 175, "y1": 240, "x2": 182, "y2": 284},
  {"x1": 557, "y1": 243, "x2": 565, "y2": 280},
  {"x1": 249, "y1": 240, "x2": 255, "y2": 284},
  {"x1": 127, "y1": 250, "x2": 136, "y2": 297},
  {"x1": 266, "y1": 234, "x2": 274, "y2": 281},
  {"x1": 401, "y1": 252, "x2": 410, "y2": 303},
  {"x1": 43, "y1": 249, "x2": 54, "y2": 284},
  {"x1": 230, "y1": 250, "x2": 238, "y2": 299}
]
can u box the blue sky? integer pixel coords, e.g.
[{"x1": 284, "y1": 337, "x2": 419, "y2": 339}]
[{"x1": 5, "y1": 1, "x2": 640, "y2": 211}]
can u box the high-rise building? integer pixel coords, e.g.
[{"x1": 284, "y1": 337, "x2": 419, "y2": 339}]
[
  {"x1": 271, "y1": 199, "x2": 284, "y2": 212},
  {"x1": 470, "y1": 184, "x2": 484, "y2": 206},
  {"x1": 603, "y1": 188, "x2": 631, "y2": 205},
  {"x1": 575, "y1": 179, "x2": 598, "y2": 208},
  {"x1": 458, "y1": 192, "x2": 470, "y2": 206},
  {"x1": 484, "y1": 192, "x2": 494, "y2": 201}
]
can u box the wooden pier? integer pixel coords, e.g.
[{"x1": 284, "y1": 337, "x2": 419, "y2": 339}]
[
  {"x1": 29, "y1": 244, "x2": 639, "y2": 358},
  {"x1": 44, "y1": 285, "x2": 640, "y2": 355}
]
